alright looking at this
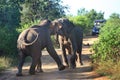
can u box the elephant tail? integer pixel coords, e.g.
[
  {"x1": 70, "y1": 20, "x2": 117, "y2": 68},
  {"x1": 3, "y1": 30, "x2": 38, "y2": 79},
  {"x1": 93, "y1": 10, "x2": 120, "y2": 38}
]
[
  {"x1": 23, "y1": 29, "x2": 39, "y2": 46},
  {"x1": 18, "y1": 29, "x2": 39, "y2": 47}
]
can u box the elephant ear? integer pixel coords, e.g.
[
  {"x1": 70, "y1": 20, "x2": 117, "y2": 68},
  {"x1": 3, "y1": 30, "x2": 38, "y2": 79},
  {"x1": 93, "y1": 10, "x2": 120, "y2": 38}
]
[
  {"x1": 57, "y1": 18, "x2": 69, "y2": 33},
  {"x1": 57, "y1": 18, "x2": 70, "y2": 29},
  {"x1": 50, "y1": 20, "x2": 61, "y2": 35},
  {"x1": 49, "y1": 21, "x2": 57, "y2": 35}
]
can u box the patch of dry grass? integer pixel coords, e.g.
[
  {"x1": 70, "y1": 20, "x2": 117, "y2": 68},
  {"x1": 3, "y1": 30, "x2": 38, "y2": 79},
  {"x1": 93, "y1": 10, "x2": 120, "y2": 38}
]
[
  {"x1": 93, "y1": 60, "x2": 120, "y2": 80},
  {"x1": 0, "y1": 57, "x2": 11, "y2": 71}
]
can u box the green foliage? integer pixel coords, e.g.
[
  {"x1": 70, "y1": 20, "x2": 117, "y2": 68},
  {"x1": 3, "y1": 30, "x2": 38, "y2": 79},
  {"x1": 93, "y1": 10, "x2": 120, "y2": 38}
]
[
  {"x1": 68, "y1": 15, "x2": 91, "y2": 33},
  {"x1": 18, "y1": 20, "x2": 39, "y2": 32},
  {"x1": 21, "y1": 0, "x2": 68, "y2": 24},
  {"x1": 0, "y1": 27, "x2": 18, "y2": 58},
  {"x1": 77, "y1": 8, "x2": 104, "y2": 20},
  {"x1": 91, "y1": 18, "x2": 120, "y2": 79},
  {"x1": 91, "y1": 18, "x2": 120, "y2": 62},
  {"x1": 77, "y1": 8, "x2": 88, "y2": 15},
  {"x1": 67, "y1": 9, "x2": 105, "y2": 35},
  {"x1": 0, "y1": 21, "x2": 38, "y2": 68},
  {"x1": 0, "y1": 0, "x2": 22, "y2": 28},
  {"x1": 109, "y1": 13, "x2": 120, "y2": 19},
  {"x1": 85, "y1": 9, "x2": 104, "y2": 20}
]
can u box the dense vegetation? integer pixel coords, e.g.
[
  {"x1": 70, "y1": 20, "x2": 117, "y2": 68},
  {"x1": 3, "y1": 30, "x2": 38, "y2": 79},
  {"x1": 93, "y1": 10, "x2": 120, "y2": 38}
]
[
  {"x1": 91, "y1": 15, "x2": 120, "y2": 79},
  {"x1": 1, "y1": 1, "x2": 120, "y2": 79},
  {"x1": 0, "y1": 1, "x2": 104, "y2": 61},
  {"x1": 0, "y1": 0, "x2": 67, "y2": 70}
]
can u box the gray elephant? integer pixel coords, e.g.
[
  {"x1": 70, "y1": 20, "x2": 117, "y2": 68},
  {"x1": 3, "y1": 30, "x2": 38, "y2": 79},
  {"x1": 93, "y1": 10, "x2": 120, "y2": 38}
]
[
  {"x1": 52, "y1": 18, "x2": 83, "y2": 68},
  {"x1": 16, "y1": 19, "x2": 65, "y2": 76}
]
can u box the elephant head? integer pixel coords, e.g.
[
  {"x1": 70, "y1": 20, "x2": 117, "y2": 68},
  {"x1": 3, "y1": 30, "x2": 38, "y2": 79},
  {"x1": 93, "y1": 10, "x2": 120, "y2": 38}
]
[{"x1": 51, "y1": 18, "x2": 75, "y2": 38}]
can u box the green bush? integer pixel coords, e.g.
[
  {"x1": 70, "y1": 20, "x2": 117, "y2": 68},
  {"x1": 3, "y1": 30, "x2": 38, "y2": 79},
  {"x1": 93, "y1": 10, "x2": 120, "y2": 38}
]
[
  {"x1": 0, "y1": 27, "x2": 18, "y2": 64},
  {"x1": 0, "y1": 21, "x2": 40, "y2": 69},
  {"x1": 67, "y1": 15, "x2": 93, "y2": 35},
  {"x1": 0, "y1": 27, "x2": 18, "y2": 58},
  {"x1": 91, "y1": 18, "x2": 120, "y2": 62},
  {"x1": 91, "y1": 18, "x2": 120, "y2": 79}
]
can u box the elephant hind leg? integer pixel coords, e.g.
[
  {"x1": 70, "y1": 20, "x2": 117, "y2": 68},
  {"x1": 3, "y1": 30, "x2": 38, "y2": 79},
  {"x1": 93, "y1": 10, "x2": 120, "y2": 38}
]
[
  {"x1": 29, "y1": 56, "x2": 40, "y2": 75},
  {"x1": 16, "y1": 52, "x2": 26, "y2": 76},
  {"x1": 70, "y1": 54, "x2": 77, "y2": 69},
  {"x1": 77, "y1": 50, "x2": 83, "y2": 65},
  {"x1": 36, "y1": 56, "x2": 43, "y2": 73},
  {"x1": 78, "y1": 52, "x2": 83, "y2": 65}
]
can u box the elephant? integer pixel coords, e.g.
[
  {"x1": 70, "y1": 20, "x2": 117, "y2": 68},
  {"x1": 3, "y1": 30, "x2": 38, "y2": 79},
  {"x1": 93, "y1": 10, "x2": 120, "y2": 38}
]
[
  {"x1": 52, "y1": 18, "x2": 83, "y2": 68},
  {"x1": 16, "y1": 19, "x2": 65, "y2": 76}
]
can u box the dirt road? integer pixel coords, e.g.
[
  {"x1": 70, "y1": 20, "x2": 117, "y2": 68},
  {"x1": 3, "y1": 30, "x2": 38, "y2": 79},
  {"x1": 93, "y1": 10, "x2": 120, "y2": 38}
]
[{"x1": 0, "y1": 36, "x2": 109, "y2": 80}]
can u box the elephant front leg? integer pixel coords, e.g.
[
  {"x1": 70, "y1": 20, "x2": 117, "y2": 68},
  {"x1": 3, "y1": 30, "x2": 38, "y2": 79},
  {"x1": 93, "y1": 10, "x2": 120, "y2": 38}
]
[
  {"x1": 77, "y1": 49, "x2": 83, "y2": 65},
  {"x1": 16, "y1": 52, "x2": 26, "y2": 76},
  {"x1": 78, "y1": 53, "x2": 83, "y2": 65},
  {"x1": 62, "y1": 45, "x2": 69, "y2": 67},
  {"x1": 70, "y1": 50, "x2": 77, "y2": 69}
]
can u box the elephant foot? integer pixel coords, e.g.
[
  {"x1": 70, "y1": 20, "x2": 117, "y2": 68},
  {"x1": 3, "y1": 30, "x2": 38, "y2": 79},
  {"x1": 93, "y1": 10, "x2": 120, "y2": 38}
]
[
  {"x1": 58, "y1": 65, "x2": 66, "y2": 71},
  {"x1": 16, "y1": 73, "x2": 23, "y2": 76},
  {"x1": 70, "y1": 64, "x2": 76, "y2": 69},
  {"x1": 65, "y1": 65, "x2": 69, "y2": 68},
  {"x1": 36, "y1": 69, "x2": 44, "y2": 73},
  {"x1": 29, "y1": 70, "x2": 35, "y2": 75},
  {"x1": 70, "y1": 62, "x2": 76, "y2": 69},
  {"x1": 70, "y1": 55, "x2": 78, "y2": 69},
  {"x1": 80, "y1": 62, "x2": 83, "y2": 65},
  {"x1": 70, "y1": 65, "x2": 76, "y2": 69}
]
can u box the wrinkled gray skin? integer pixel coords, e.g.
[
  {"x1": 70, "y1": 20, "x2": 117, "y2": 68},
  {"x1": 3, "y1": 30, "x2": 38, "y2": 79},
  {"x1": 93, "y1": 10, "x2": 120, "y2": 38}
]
[
  {"x1": 52, "y1": 18, "x2": 83, "y2": 68},
  {"x1": 16, "y1": 20, "x2": 65, "y2": 76}
]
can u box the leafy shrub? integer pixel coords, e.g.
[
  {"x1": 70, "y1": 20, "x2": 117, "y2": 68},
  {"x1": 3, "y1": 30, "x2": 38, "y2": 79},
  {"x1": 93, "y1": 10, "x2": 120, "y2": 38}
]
[
  {"x1": 68, "y1": 15, "x2": 93, "y2": 35},
  {"x1": 18, "y1": 20, "x2": 40, "y2": 32},
  {"x1": 91, "y1": 18, "x2": 120, "y2": 79},
  {"x1": 0, "y1": 21, "x2": 38, "y2": 68},
  {"x1": 0, "y1": 27, "x2": 18, "y2": 64},
  {"x1": 0, "y1": 27, "x2": 18, "y2": 58},
  {"x1": 91, "y1": 18, "x2": 120, "y2": 62}
]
